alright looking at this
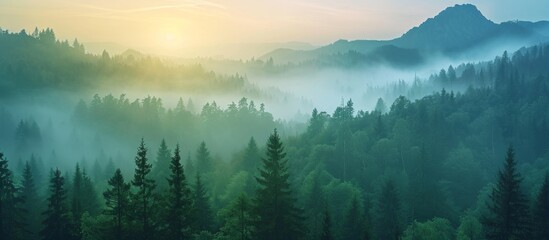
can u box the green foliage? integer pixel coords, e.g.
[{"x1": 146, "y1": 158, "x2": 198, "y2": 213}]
[
  {"x1": 130, "y1": 139, "x2": 157, "y2": 240},
  {"x1": 343, "y1": 195, "x2": 364, "y2": 240},
  {"x1": 482, "y1": 146, "x2": 531, "y2": 239},
  {"x1": 192, "y1": 174, "x2": 214, "y2": 233},
  {"x1": 20, "y1": 161, "x2": 41, "y2": 239},
  {"x1": 320, "y1": 207, "x2": 333, "y2": 240},
  {"x1": 456, "y1": 214, "x2": 482, "y2": 240},
  {"x1": 71, "y1": 163, "x2": 84, "y2": 239},
  {"x1": 0, "y1": 152, "x2": 22, "y2": 239},
  {"x1": 218, "y1": 194, "x2": 253, "y2": 240},
  {"x1": 196, "y1": 142, "x2": 213, "y2": 175},
  {"x1": 533, "y1": 173, "x2": 549, "y2": 239},
  {"x1": 41, "y1": 169, "x2": 72, "y2": 240},
  {"x1": 236, "y1": 137, "x2": 260, "y2": 174},
  {"x1": 103, "y1": 169, "x2": 131, "y2": 240},
  {"x1": 152, "y1": 139, "x2": 171, "y2": 190},
  {"x1": 253, "y1": 129, "x2": 305, "y2": 240},
  {"x1": 401, "y1": 218, "x2": 455, "y2": 240},
  {"x1": 164, "y1": 144, "x2": 193, "y2": 240},
  {"x1": 374, "y1": 180, "x2": 401, "y2": 240}
]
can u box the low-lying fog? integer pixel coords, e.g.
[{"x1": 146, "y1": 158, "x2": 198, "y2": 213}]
[{"x1": 0, "y1": 40, "x2": 533, "y2": 175}]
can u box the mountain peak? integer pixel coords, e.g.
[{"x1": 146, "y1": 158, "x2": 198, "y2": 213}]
[
  {"x1": 434, "y1": 4, "x2": 489, "y2": 24},
  {"x1": 395, "y1": 4, "x2": 497, "y2": 50}
]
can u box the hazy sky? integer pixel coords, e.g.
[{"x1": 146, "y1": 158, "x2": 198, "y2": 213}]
[{"x1": 1, "y1": 0, "x2": 548, "y2": 55}]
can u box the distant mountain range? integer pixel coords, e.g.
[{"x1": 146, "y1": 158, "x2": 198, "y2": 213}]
[{"x1": 262, "y1": 4, "x2": 549, "y2": 65}]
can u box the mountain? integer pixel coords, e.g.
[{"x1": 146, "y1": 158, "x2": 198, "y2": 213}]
[
  {"x1": 262, "y1": 4, "x2": 549, "y2": 65},
  {"x1": 392, "y1": 4, "x2": 497, "y2": 51}
]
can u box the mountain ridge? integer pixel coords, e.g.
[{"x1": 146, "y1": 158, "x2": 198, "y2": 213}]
[{"x1": 262, "y1": 4, "x2": 549, "y2": 64}]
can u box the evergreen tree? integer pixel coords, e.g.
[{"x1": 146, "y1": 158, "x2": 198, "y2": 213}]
[
  {"x1": 131, "y1": 139, "x2": 157, "y2": 240},
  {"x1": 195, "y1": 141, "x2": 212, "y2": 174},
  {"x1": 103, "y1": 169, "x2": 131, "y2": 240},
  {"x1": 81, "y1": 170, "x2": 100, "y2": 216},
  {"x1": 376, "y1": 180, "x2": 401, "y2": 240},
  {"x1": 41, "y1": 169, "x2": 72, "y2": 240},
  {"x1": 253, "y1": 129, "x2": 305, "y2": 240},
  {"x1": 239, "y1": 137, "x2": 260, "y2": 173},
  {"x1": 20, "y1": 161, "x2": 40, "y2": 239},
  {"x1": 165, "y1": 144, "x2": 193, "y2": 240},
  {"x1": 191, "y1": 174, "x2": 213, "y2": 233},
  {"x1": 219, "y1": 194, "x2": 253, "y2": 240},
  {"x1": 374, "y1": 114, "x2": 385, "y2": 139},
  {"x1": 71, "y1": 164, "x2": 84, "y2": 239},
  {"x1": 152, "y1": 139, "x2": 171, "y2": 189},
  {"x1": 0, "y1": 152, "x2": 21, "y2": 240},
  {"x1": 482, "y1": 146, "x2": 531, "y2": 239},
  {"x1": 320, "y1": 207, "x2": 333, "y2": 240},
  {"x1": 533, "y1": 172, "x2": 549, "y2": 239}
]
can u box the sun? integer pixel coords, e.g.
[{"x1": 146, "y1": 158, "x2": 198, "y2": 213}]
[{"x1": 164, "y1": 33, "x2": 175, "y2": 42}]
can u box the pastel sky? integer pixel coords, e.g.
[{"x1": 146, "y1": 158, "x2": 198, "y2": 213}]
[{"x1": 1, "y1": 0, "x2": 548, "y2": 53}]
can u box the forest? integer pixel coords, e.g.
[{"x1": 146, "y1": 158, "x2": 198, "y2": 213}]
[{"x1": 2, "y1": 3, "x2": 549, "y2": 239}]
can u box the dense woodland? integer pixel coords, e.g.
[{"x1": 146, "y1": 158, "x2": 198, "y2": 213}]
[{"x1": 1, "y1": 27, "x2": 549, "y2": 240}]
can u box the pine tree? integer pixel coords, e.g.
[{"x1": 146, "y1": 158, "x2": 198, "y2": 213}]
[
  {"x1": 533, "y1": 172, "x2": 549, "y2": 239},
  {"x1": 71, "y1": 164, "x2": 84, "y2": 239},
  {"x1": 195, "y1": 141, "x2": 212, "y2": 174},
  {"x1": 239, "y1": 137, "x2": 260, "y2": 173},
  {"x1": 131, "y1": 139, "x2": 157, "y2": 240},
  {"x1": 253, "y1": 129, "x2": 305, "y2": 240},
  {"x1": 376, "y1": 180, "x2": 401, "y2": 240},
  {"x1": 220, "y1": 193, "x2": 253, "y2": 240},
  {"x1": 103, "y1": 169, "x2": 131, "y2": 240},
  {"x1": 41, "y1": 168, "x2": 72, "y2": 240},
  {"x1": 482, "y1": 146, "x2": 531, "y2": 239},
  {"x1": 152, "y1": 139, "x2": 171, "y2": 189},
  {"x1": 165, "y1": 144, "x2": 192, "y2": 240},
  {"x1": 0, "y1": 152, "x2": 21, "y2": 240},
  {"x1": 20, "y1": 161, "x2": 40, "y2": 239},
  {"x1": 320, "y1": 207, "x2": 333, "y2": 240},
  {"x1": 81, "y1": 170, "x2": 100, "y2": 216},
  {"x1": 191, "y1": 174, "x2": 213, "y2": 233}
]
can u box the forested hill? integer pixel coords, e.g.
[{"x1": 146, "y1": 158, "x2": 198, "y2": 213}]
[
  {"x1": 2, "y1": 40, "x2": 549, "y2": 239},
  {"x1": 0, "y1": 28, "x2": 247, "y2": 96}
]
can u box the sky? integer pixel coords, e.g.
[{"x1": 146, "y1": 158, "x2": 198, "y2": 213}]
[{"x1": 1, "y1": 0, "x2": 548, "y2": 57}]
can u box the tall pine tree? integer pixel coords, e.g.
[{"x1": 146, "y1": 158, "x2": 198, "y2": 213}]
[
  {"x1": 152, "y1": 139, "x2": 171, "y2": 189},
  {"x1": 0, "y1": 152, "x2": 21, "y2": 240},
  {"x1": 191, "y1": 174, "x2": 213, "y2": 233},
  {"x1": 103, "y1": 169, "x2": 131, "y2": 240},
  {"x1": 71, "y1": 163, "x2": 84, "y2": 239},
  {"x1": 41, "y1": 169, "x2": 72, "y2": 240},
  {"x1": 20, "y1": 161, "x2": 40, "y2": 239},
  {"x1": 165, "y1": 144, "x2": 193, "y2": 240},
  {"x1": 195, "y1": 141, "x2": 212, "y2": 174},
  {"x1": 253, "y1": 129, "x2": 305, "y2": 240},
  {"x1": 482, "y1": 146, "x2": 531, "y2": 239},
  {"x1": 239, "y1": 137, "x2": 260, "y2": 173},
  {"x1": 533, "y1": 172, "x2": 549, "y2": 240},
  {"x1": 131, "y1": 139, "x2": 157, "y2": 240}
]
